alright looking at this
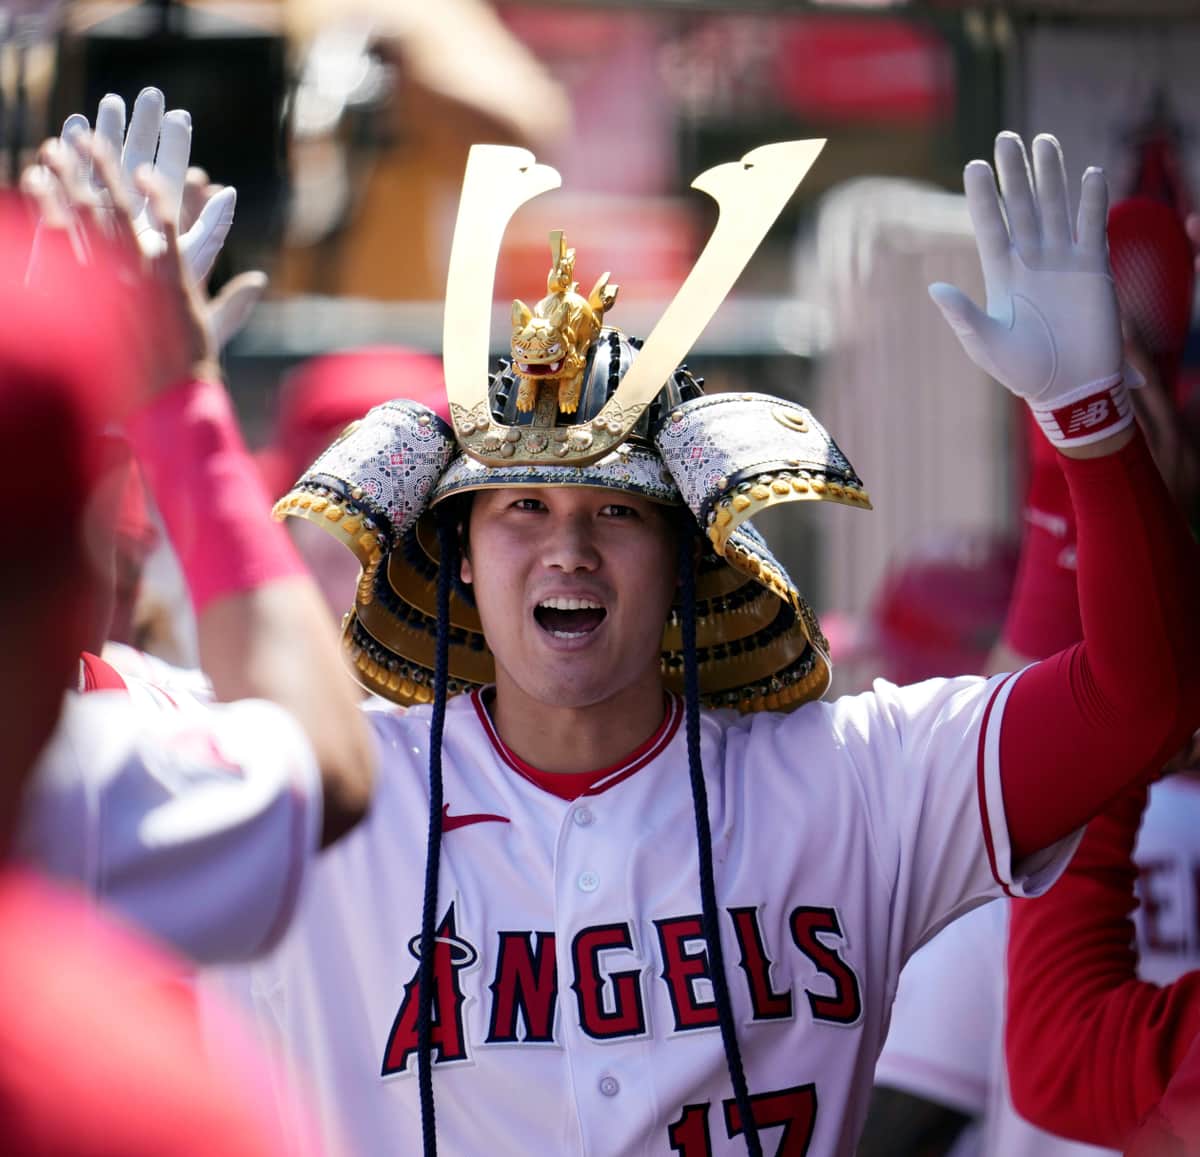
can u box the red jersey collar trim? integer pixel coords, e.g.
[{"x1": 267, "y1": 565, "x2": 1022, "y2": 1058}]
[{"x1": 470, "y1": 688, "x2": 683, "y2": 798}]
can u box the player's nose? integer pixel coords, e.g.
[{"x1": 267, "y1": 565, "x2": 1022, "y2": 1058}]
[{"x1": 541, "y1": 512, "x2": 601, "y2": 573}]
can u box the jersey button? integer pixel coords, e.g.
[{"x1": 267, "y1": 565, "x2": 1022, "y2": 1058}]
[
  {"x1": 598, "y1": 1076, "x2": 620, "y2": 1097},
  {"x1": 573, "y1": 806, "x2": 594, "y2": 827},
  {"x1": 577, "y1": 871, "x2": 600, "y2": 893}
]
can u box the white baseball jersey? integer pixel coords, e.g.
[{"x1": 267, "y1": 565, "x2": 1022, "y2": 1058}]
[
  {"x1": 97, "y1": 639, "x2": 214, "y2": 704},
  {"x1": 874, "y1": 775, "x2": 1200, "y2": 1157},
  {"x1": 203, "y1": 672, "x2": 1080, "y2": 1157},
  {"x1": 17, "y1": 689, "x2": 323, "y2": 964}
]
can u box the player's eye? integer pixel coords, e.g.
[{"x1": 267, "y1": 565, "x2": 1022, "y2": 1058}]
[
  {"x1": 510, "y1": 497, "x2": 547, "y2": 512},
  {"x1": 600, "y1": 503, "x2": 638, "y2": 519}
]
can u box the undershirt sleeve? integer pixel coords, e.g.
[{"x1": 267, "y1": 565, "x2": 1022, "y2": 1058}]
[
  {"x1": 999, "y1": 432, "x2": 1200, "y2": 860},
  {"x1": 1006, "y1": 786, "x2": 1200, "y2": 1146}
]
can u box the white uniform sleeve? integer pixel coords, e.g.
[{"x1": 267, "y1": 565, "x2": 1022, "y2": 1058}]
[
  {"x1": 99, "y1": 640, "x2": 215, "y2": 704},
  {"x1": 16, "y1": 692, "x2": 323, "y2": 965},
  {"x1": 825, "y1": 672, "x2": 1082, "y2": 958},
  {"x1": 874, "y1": 901, "x2": 1006, "y2": 1115}
]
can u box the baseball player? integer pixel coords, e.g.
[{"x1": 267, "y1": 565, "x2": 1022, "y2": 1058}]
[
  {"x1": 1006, "y1": 782, "x2": 1200, "y2": 1154},
  {"x1": 0, "y1": 187, "x2": 331, "y2": 1155},
  {"x1": 180, "y1": 128, "x2": 1200, "y2": 1157},
  {"x1": 862, "y1": 193, "x2": 1200, "y2": 1157},
  {"x1": 868, "y1": 778, "x2": 1200, "y2": 1157},
  {"x1": 13, "y1": 94, "x2": 375, "y2": 965}
]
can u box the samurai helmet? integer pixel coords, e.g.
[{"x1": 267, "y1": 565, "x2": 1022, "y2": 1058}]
[{"x1": 275, "y1": 142, "x2": 871, "y2": 711}]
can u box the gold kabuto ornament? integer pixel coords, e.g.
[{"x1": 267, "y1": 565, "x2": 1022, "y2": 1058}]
[
  {"x1": 511, "y1": 230, "x2": 618, "y2": 416},
  {"x1": 444, "y1": 140, "x2": 827, "y2": 468}
]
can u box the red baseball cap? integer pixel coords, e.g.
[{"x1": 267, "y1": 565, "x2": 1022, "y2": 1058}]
[
  {"x1": 257, "y1": 347, "x2": 449, "y2": 499},
  {"x1": 0, "y1": 195, "x2": 146, "y2": 573}
]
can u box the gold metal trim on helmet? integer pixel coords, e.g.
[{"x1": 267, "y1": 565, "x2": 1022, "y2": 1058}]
[
  {"x1": 443, "y1": 140, "x2": 826, "y2": 469},
  {"x1": 354, "y1": 597, "x2": 495, "y2": 685},
  {"x1": 708, "y1": 469, "x2": 873, "y2": 562}
]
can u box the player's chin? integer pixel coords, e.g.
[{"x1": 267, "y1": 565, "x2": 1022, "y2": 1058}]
[{"x1": 516, "y1": 665, "x2": 619, "y2": 711}]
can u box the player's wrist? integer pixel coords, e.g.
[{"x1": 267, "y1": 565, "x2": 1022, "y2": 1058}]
[
  {"x1": 126, "y1": 378, "x2": 307, "y2": 616},
  {"x1": 1029, "y1": 373, "x2": 1133, "y2": 452}
]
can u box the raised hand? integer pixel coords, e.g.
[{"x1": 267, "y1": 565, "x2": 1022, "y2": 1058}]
[
  {"x1": 930, "y1": 133, "x2": 1131, "y2": 452},
  {"x1": 26, "y1": 130, "x2": 220, "y2": 395},
  {"x1": 60, "y1": 86, "x2": 235, "y2": 284},
  {"x1": 179, "y1": 166, "x2": 268, "y2": 348}
]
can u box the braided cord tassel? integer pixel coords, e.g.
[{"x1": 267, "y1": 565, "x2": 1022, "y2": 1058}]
[
  {"x1": 417, "y1": 514, "x2": 457, "y2": 1157},
  {"x1": 679, "y1": 533, "x2": 762, "y2": 1157}
]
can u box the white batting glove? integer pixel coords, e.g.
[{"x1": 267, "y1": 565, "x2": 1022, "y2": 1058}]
[
  {"x1": 929, "y1": 132, "x2": 1132, "y2": 449},
  {"x1": 60, "y1": 86, "x2": 236, "y2": 284}
]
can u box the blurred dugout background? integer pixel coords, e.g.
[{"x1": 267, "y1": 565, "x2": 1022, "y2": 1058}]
[{"x1": 3, "y1": 0, "x2": 1199, "y2": 689}]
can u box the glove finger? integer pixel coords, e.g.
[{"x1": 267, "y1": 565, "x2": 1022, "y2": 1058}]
[
  {"x1": 121, "y1": 86, "x2": 164, "y2": 195},
  {"x1": 59, "y1": 118, "x2": 92, "y2": 191},
  {"x1": 154, "y1": 109, "x2": 192, "y2": 227},
  {"x1": 1032, "y1": 134, "x2": 1072, "y2": 251},
  {"x1": 180, "y1": 184, "x2": 237, "y2": 283},
  {"x1": 928, "y1": 280, "x2": 990, "y2": 330},
  {"x1": 209, "y1": 270, "x2": 268, "y2": 349},
  {"x1": 929, "y1": 281, "x2": 1006, "y2": 373},
  {"x1": 963, "y1": 159, "x2": 1010, "y2": 270},
  {"x1": 995, "y1": 132, "x2": 1042, "y2": 258},
  {"x1": 49, "y1": 140, "x2": 101, "y2": 236},
  {"x1": 180, "y1": 166, "x2": 211, "y2": 233},
  {"x1": 1076, "y1": 166, "x2": 1110, "y2": 260},
  {"x1": 60, "y1": 111, "x2": 91, "y2": 139},
  {"x1": 92, "y1": 94, "x2": 126, "y2": 193},
  {"x1": 61, "y1": 114, "x2": 91, "y2": 170}
]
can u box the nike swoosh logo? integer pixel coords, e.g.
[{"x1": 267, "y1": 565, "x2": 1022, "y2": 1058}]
[{"x1": 442, "y1": 804, "x2": 510, "y2": 833}]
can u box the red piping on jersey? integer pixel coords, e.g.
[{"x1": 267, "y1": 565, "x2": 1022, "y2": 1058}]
[
  {"x1": 79, "y1": 652, "x2": 128, "y2": 693},
  {"x1": 470, "y1": 689, "x2": 683, "y2": 799},
  {"x1": 976, "y1": 671, "x2": 1021, "y2": 898}
]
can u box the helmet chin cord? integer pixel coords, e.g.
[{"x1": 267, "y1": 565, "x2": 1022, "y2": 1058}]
[
  {"x1": 679, "y1": 530, "x2": 763, "y2": 1157},
  {"x1": 417, "y1": 512, "x2": 457, "y2": 1157}
]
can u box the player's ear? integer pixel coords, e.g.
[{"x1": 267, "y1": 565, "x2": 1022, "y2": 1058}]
[{"x1": 453, "y1": 495, "x2": 473, "y2": 583}]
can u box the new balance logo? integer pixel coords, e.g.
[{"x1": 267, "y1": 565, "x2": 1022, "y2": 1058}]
[
  {"x1": 1066, "y1": 399, "x2": 1112, "y2": 433},
  {"x1": 1050, "y1": 388, "x2": 1123, "y2": 440}
]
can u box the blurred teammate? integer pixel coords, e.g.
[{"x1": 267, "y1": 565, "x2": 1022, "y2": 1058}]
[
  {"x1": 0, "y1": 190, "x2": 317, "y2": 1155},
  {"x1": 14, "y1": 92, "x2": 375, "y2": 966},
  {"x1": 861, "y1": 195, "x2": 1200, "y2": 1157},
  {"x1": 1000, "y1": 209, "x2": 1200, "y2": 1157}
]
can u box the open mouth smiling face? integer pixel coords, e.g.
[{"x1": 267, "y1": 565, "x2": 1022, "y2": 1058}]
[
  {"x1": 463, "y1": 485, "x2": 679, "y2": 708},
  {"x1": 532, "y1": 596, "x2": 607, "y2": 640}
]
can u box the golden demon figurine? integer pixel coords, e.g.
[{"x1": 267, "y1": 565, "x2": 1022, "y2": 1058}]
[{"x1": 510, "y1": 230, "x2": 619, "y2": 414}]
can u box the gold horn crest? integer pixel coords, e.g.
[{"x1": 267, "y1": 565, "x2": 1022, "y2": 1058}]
[{"x1": 443, "y1": 140, "x2": 826, "y2": 468}]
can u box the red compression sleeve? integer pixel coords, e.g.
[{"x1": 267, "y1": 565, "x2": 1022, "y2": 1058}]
[
  {"x1": 1000, "y1": 431, "x2": 1200, "y2": 859},
  {"x1": 125, "y1": 380, "x2": 306, "y2": 616},
  {"x1": 1006, "y1": 787, "x2": 1200, "y2": 1146},
  {"x1": 1002, "y1": 447, "x2": 1082, "y2": 658},
  {"x1": 1126, "y1": 1031, "x2": 1200, "y2": 1157}
]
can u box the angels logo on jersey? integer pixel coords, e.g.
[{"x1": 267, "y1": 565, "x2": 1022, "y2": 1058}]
[
  {"x1": 380, "y1": 901, "x2": 862, "y2": 1077},
  {"x1": 382, "y1": 905, "x2": 479, "y2": 1074}
]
